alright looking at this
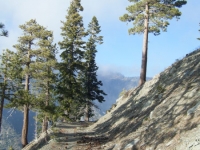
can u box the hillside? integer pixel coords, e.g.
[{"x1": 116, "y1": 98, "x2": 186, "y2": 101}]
[
  {"x1": 24, "y1": 48, "x2": 200, "y2": 150},
  {"x1": 87, "y1": 48, "x2": 200, "y2": 149}
]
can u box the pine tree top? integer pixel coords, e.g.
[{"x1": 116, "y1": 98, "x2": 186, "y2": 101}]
[
  {"x1": 120, "y1": 0, "x2": 187, "y2": 35},
  {"x1": 88, "y1": 16, "x2": 103, "y2": 45}
]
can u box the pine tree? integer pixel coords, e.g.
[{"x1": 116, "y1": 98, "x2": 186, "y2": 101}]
[
  {"x1": 120, "y1": 0, "x2": 187, "y2": 86},
  {"x1": 0, "y1": 49, "x2": 22, "y2": 134},
  {"x1": 80, "y1": 16, "x2": 106, "y2": 122},
  {"x1": 57, "y1": 0, "x2": 87, "y2": 119},
  {"x1": 11, "y1": 19, "x2": 50, "y2": 147},
  {"x1": 0, "y1": 23, "x2": 8, "y2": 37},
  {"x1": 0, "y1": 54, "x2": 9, "y2": 134},
  {"x1": 31, "y1": 29, "x2": 57, "y2": 134}
]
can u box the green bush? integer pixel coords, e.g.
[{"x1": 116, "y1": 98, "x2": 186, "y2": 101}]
[
  {"x1": 156, "y1": 84, "x2": 165, "y2": 94},
  {"x1": 119, "y1": 88, "x2": 127, "y2": 97},
  {"x1": 7, "y1": 146, "x2": 14, "y2": 150}
]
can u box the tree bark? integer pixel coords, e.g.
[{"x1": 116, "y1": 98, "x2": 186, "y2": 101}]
[
  {"x1": 84, "y1": 103, "x2": 89, "y2": 122},
  {"x1": 22, "y1": 48, "x2": 30, "y2": 148},
  {"x1": 42, "y1": 81, "x2": 49, "y2": 133},
  {"x1": 42, "y1": 116, "x2": 48, "y2": 133},
  {"x1": 84, "y1": 69, "x2": 90, "y2": 122},
  {"x1": 22, "y1": 104, "x2": 29, "y2": 147},
  {"x1": 139, "y1": 3, "x2": 149, "y2": 86},
  {"x1": 0, "y1": 95, "x2": 4, "y2": 134},
  {"x1": 0, "y1": 77, "x2": 6, "y2": 134}
]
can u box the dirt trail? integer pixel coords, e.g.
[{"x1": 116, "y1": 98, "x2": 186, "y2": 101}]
[{"x1": 35, "y1": 122, "x2": 107, "y2": 150}]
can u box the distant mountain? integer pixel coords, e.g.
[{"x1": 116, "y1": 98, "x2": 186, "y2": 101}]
[{"x1": 96, "y1": 72, "x2": 151, "y2": 114}]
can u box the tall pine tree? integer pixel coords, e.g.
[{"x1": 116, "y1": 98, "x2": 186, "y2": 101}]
[
  {"x1": 57, "y1": 0, "x2": 87, "y2": 119},
  {"x1": 80, "y1": 16, "x2": 106, "y2": 121},
  {"x1": 31, "y1": 29, "x2": 57, "y2": 134},
  {"x1": 11, "y1": 19, "x2": 54, "y2": 147},
  {"x1": 0, "y1": 49, "x2": 22, "y2": 133},
  {"x1": 120, "y1": 0, "x2": 187, "y2": 86}
]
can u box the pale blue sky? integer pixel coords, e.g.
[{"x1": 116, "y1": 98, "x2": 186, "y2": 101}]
[{"x1": 0, "y1": 0, "x2": 199, "y2": 77}]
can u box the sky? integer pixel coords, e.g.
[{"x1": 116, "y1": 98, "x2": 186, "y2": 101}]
[{"x1": 0, "y1": 0, "x2": 199, "y2": 78}]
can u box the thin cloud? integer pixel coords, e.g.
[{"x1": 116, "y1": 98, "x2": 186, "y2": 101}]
[{"x1": 98, "y1": 64, "x2": 140, "y2": 77}]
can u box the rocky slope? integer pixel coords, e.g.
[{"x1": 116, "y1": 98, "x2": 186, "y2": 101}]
[
  {"x1": 85, "y1": 48, "x2": 200, "y2": 150},
  {"x1": 24, "y1": 48, "x2": 200, "y2": 150},
  {"x1": 96, "y1": 73, "x2": 142, "y2": 114}
]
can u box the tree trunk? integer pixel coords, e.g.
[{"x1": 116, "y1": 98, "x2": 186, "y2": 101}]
[
  {"x1": 0, "y1": 96, "x2": 4, "y2": 134},
  {"x1": 42, "y1": 116, "x2": 48, "y2": 133},
  {"x1": 85, "y1": 69, "x2": 90, "y2": 122},
  {"x1": 84, "y1": 103, "x2": 89, "y2": 122},
  {"x1": 22, "y1": 104, "x2": 29, "y2": 147},
  {"x1": 139, "y1": 3, "x2": 149, "y2": 86},
  {"x1": 22, "y1": 49, "x2": 30, "y2": 148},
  {"x1": 0, "y1": 77, "x2": 5, "y2": 134},
  {"x1": 42, "y1": 82, "x2": 49, "y2": 133}
]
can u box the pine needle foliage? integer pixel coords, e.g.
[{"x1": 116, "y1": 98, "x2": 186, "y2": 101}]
[
  {"x1": 79, "y1": 16, "x2": 106, "y2": 121},
  {"x1": 57, "y1": 0, "x2": 87, "y2": 119},
  {"x1": 0, "y1": 23, "x2": 8, "y2": 37},
  {"x1": 0, "y1": 49, "x2": 22, "y2": 134},
  {"x1": 120, "y1": 0, "x2": 187, "y2": 35},
  {"x1": 31, "y1": 28, "x2": 58, "y2": 133}
]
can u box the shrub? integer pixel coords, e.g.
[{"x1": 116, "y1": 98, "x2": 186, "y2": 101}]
[
  {"x1": 119, "y1": 88, "x2": 127, "y2": 97},
  {"x1": 156, "y1": 84, "x2": 165, "y2": 94}
]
